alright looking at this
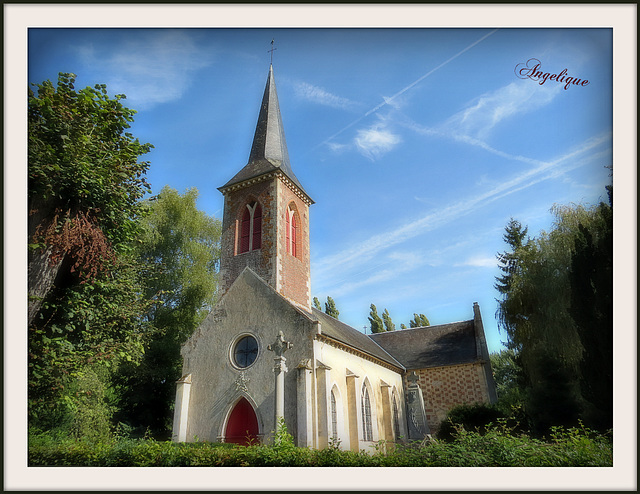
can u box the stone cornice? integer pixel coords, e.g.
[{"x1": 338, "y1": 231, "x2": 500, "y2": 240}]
[
  {"x1": 219, "y1": 170, "x2": 314, "y2": 205},
  {"x1": 315, "y1": 333, "x2": 404, "y2": 374}
]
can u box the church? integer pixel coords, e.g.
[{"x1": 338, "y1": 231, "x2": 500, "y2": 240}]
[{"x1": 171, "y1": 64, "x2": 497, "y2": 450}]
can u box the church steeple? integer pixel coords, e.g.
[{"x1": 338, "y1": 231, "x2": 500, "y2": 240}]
[
  {"x1": 219, "y1": 65, "x2": 312, "y2": 203},
  {"x1": 218, "y1": 64, "x2": 313, "y2": 312}
]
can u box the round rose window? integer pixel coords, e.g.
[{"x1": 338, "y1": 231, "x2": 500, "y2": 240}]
[{"x1": 233, "y1": 335, "x2": 258, "y2": 368}]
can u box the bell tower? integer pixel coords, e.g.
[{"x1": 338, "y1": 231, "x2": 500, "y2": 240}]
[{"x1": 218, "y1": 65, "x2": 314, "y2": 311}]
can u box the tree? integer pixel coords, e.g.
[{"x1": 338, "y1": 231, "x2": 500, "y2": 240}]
[
  {"x1": 495, "y1": 218, "x2": 529, "y2": 302},
  {"x1": 409, "y1": 313, "x2": 430, "y2": 328},
  {"x1": 400, "y1": 323, "x2": 407, "y2": 329},
  {"x1": 382, "y1": 309, "x2": 395, "y2": 332},
  {"x1": 324, "y1": 296, "x2": 340, "y2": 319},
  {"x1": 368, "y1": 304, "x2": 385, "y2": 334},
  {"x1": 494, "y1": 190, "x2": 613, "y2": 432},
  {"x1": 28, "y1": 74, "x2": 154, "y2": 438},
  {"x1": 114, "y1": 186, "x2": 221, "y2": 437},
  {"x1": 568, "y1": 196, "x2": 613, "y2": 430},
  {"x1": 313, "y1": 297, "x2": 322, "y2": 311},
  {"x1": 28, "y1": 72, "x2": 152, "y2": 324},
  {"x1": 489, "y1": 349, "x2": 526, "y2": 410}
]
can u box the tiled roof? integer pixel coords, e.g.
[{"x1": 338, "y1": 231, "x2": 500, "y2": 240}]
[
  {"x1": 219, "y1": 65, "x2": 312, "y2": 203},
  {"x1": 369, "y1": 321, "x2": 480, "y2": 369},
  {"x1": 311, "y1": 308, "x2": 405, "y2": 370}
]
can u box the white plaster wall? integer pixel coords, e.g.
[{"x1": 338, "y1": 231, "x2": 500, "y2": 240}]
[{"x1": 313, "y1": 338, "x2": 407, "y2": 452}]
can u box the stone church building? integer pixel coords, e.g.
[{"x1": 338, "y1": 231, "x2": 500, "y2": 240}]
[{"x1": 172, "y1": 65, "x2": 496, "y2": 450}]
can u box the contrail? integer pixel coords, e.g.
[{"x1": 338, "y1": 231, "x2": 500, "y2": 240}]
[{"x1": 315, "y1": 29, "x2": 499, "y2": 149}]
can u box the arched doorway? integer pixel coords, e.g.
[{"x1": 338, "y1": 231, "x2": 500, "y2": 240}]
[{"x1": 225, "y1": 397, "x2": 259, "y2": 445}]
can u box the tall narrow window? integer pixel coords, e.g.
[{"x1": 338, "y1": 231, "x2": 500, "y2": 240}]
[
  {"x1": 252, "y1": 203, "x2": 262, "y2": 250},
  {"x1": 286, "y1": 204, "x2": 299, "y2": 258},
  {"x1": 392, "y1": 396, "x2": 400, "y2": 440},
  {"x1": 361, "y1": 384, "x2": 373, "y2": 441},
  {"x1": 290, "y1": 213, "x2": 297, "y2": 258},
  {"x1": 286, "y1": 208, "x2": 290, "y2": 254},
  {"x1": 330, "y1": 390, "x2": 338, "y2": 441},
  {"x1": 239, "y1": 202, "x2": 262, "y2": 254}
]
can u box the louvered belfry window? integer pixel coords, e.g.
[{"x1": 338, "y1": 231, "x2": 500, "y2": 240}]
[
  {"x1": 286, "y1": 208, "x2": 290, "y2": 254},
  {"x1": 239, "y1": 202, "x2": 261, "y2": 254},
  {"x1": 286, "y1": 204, "x2": 299, "y2": 258},
  {"x1": 240, "y1": 207, "x2": 251, "y2": 253},
  {"x1": 252, "y1": 203, "x2": 262, "y2": 250},
  {"x1": 290, "y1": 212, "x2": 297, "y2": 258}
]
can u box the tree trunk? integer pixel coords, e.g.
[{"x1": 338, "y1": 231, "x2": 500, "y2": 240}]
[
  {"x1": 28, "y1": 198, "x2": 64, "y2": 326},
  {"x1": 28, "y1": 245, "x2": 64, "y2": 325}
]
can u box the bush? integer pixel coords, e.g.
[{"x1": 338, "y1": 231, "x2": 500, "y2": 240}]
[
  {"x1": 29, "y1": 422, "x2": 612, "y2": 467},
  {"x1": 437, "y1": 403, "x2": 505, "y2": 442}
]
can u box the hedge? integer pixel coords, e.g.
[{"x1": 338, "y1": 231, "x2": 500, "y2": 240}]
[{"x1": 29, "y1": 424, "x2": 612, "y2": 467}]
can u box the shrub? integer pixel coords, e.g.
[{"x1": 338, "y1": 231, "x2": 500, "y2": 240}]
[
  {"x1": 28, "y1": 422, "x2": 612, "y2": 467},
  {"x1": 437, "y1": 403, "x2": 505, "y2": 442}
]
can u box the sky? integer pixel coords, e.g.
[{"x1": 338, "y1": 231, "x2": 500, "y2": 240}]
[{"x1": 26, "y1": 26, "x2": 615, "y2": 354}]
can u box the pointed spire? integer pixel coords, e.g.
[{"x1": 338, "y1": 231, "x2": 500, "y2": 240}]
[{"x1": 219, "y1": 65, "x2": 312, "y2": 203}]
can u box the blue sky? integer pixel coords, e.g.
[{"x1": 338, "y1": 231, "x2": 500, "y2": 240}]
[{"x1": 27, "y1": 26, "x2": 614, "y2": 354}]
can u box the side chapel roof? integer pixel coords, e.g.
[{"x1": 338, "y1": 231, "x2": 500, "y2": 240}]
[
  {"x1": 369, "y1": 320, "x2": 481, "y2": 369},
  {"x1": 218, "y1": 65, "x2": 313, "y2": 203},
  {"x1": 312, "y1": 308, "x2": 405, "y2": 370}
]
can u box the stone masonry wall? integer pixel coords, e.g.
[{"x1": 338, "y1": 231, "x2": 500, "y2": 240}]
[
  {"x1": 219, "y1": 179, "x2": 276, "y2": 294},
  {"x1": 276, "y1": 178, "x2": 311, "y2": 311},
  {"x1": 408, "y1": 363, "x2": 491, "y2": 434}
]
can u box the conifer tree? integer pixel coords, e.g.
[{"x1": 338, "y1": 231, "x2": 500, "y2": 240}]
[
  {"x1": 324, "y1": 296, "x2": 340, "y2": 319},
  {"x1": 409, "y1": 313, "x2": 430, "y2": 328},
  {"x1": 313, "y1": 297, "x2": 322, "y2": 311},
  {"x1": 382, "y1": 309, "x2": 395, "y2": 331},
  {"x1": 368, "y1": 304, "x2": 385, "y2": 334}
]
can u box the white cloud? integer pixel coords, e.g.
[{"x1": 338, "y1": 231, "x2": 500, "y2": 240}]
[
  {"x1": 74, "y1": 31, "x2": 212, "y2": 109},
  {"x1": 456, "y1": 256, "x2": 497, "y2": 268},
  {"x1": 443, "y1": 81, "x2": 563, "y2": 139},
  {"x1": 354, "y1": 123, "x2": 401, "y2": 160},
  {"x1": 315, "y1": 29, "x2": 499, "y2": 150},
  {"x1": 312, "y1": 131, "x2": 611, "y2": 295},
  {"x1": 294, "y1": 82, "x2": 356, "y2": 110}
]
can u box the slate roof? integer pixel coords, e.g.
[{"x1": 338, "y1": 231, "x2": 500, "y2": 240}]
[
  {"x1": 219, "y1": 65, "x2": 313, "y2": 203},
  {"x1": 311, "y1": 308, "x2": 405, "y2": 370},
  {"x1": 369, "y1": 320, "x2": 480, "y2": 369}
]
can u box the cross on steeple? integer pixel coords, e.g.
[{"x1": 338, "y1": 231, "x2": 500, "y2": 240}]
[{"x1": 268, "y1": 39, "x2": 277, "y2": 64}]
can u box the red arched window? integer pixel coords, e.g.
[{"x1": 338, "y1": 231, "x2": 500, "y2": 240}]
[
  {"x1": 290, "y1": 213, "x2": 297, "y2": 258},
  {"x1": 286, "y1": 204, "x2": 299, "y2": 258},
  {"x1": 252, "y1": 203, "x2": 262, "y2": 250},
  {"x1": 239, "y1": 202, "x2": 262, "y2": 254},
  {"x1": 240, "y1": 208, "x2": 251, "y2": 254}
]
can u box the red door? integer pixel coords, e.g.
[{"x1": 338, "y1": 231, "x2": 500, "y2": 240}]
[{"x1": 225, "y1": 398, "x2": 259, "y2": 445}]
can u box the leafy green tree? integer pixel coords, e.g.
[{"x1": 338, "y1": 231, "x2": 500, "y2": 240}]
[
  {"x1": 409, "y1": 313, "x2": 430, "y2": 328},
  {"x1": 114, "y1": 186, "x2": 221, "y2": 437},
  {"x1": 568, "y1": 195, "x2": 613, "y2": 430},
  {"x1": 28, "y1": 72, "x2": 152, "y2": 325},
  {"x1": 489, "y1": 349, "x2": 526, "y2": 410},
  {"x1": 313, "y1": 297, "x2": 322, "y2": 311},
  {"x1": 368, "y1": 304, "x2": 385, "y2": 334},
  {"x1": 495, "y1": 191, "x2": 613, "y2": 432},
  {"x1": 382, "y1": 309, "x2": 395, "y2": 332},
  {"x1": 324, "y1": 296, "x2": 340, "y2": 319},
  {"x1": 400, "y1": 323, "x2": 407, "y2": 329},
  {"x1": 28, "y1": 73, "x2": 154, "y2": 438}
]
